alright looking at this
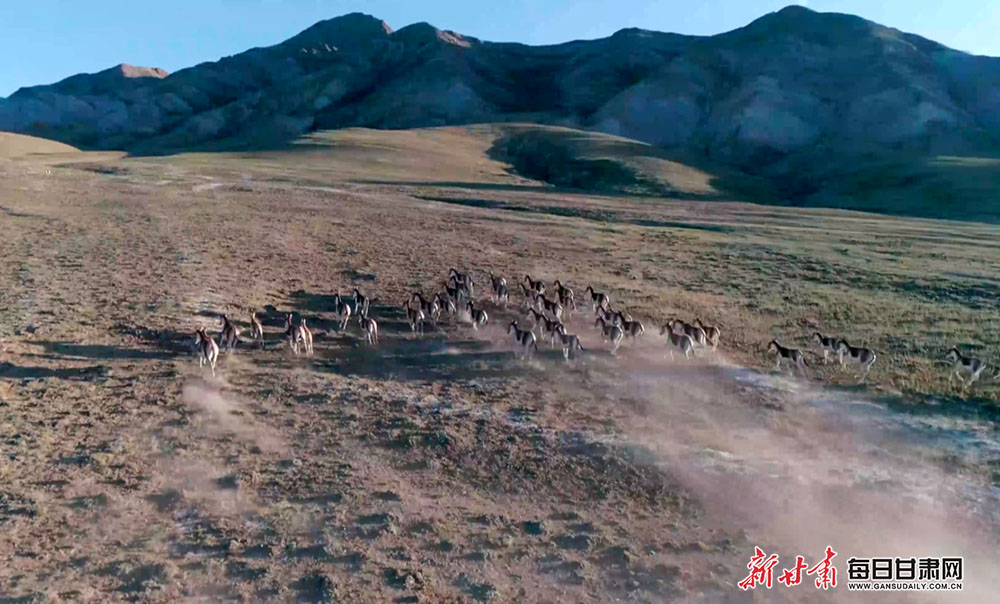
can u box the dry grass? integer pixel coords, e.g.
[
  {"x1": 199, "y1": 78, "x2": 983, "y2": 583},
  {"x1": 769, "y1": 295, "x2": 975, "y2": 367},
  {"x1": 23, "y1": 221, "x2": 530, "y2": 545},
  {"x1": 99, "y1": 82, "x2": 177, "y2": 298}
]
[
  {"x1": 1, "y1": 125, "x2": 998, "y2": 602},
  {"x1": 0, "y1": 132, "x2": 79, "y2": 158},
  {"x1": 151, "y1": 125, "x2": 1000, "y2": 401}
]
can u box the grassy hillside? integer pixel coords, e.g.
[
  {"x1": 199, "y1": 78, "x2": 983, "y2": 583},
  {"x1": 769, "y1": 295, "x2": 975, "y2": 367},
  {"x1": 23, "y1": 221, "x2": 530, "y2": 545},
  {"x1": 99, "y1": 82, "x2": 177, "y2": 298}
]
[
  {"x1": 112, "y1": 125, "x2": 1000, "y2": 402},
  {"x1": 165, "y1": 125, "x2": 1000, "y2": 221},
  {"x1": 486, "y1": 125, "x2": 757, "y2": 199},
  {"x1": 11, "y1": 122, "x2": 998, "y2": 222},
  {"x1": 0, "y1": 132, "x2": 78, "y2": 158},
  {"x1": 805, "y1": 154, "x2": 1000, "y2": 222},
  {"x1": 151, "y1": 124, "x2": 765, "y2": 201}
]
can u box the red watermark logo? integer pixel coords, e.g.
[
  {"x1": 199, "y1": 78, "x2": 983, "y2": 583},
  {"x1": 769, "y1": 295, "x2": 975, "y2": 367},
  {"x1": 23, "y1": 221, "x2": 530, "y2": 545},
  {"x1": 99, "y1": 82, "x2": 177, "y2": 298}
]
[{"x1": 739, "y1": 546, "x2": 837, "y2": 591}]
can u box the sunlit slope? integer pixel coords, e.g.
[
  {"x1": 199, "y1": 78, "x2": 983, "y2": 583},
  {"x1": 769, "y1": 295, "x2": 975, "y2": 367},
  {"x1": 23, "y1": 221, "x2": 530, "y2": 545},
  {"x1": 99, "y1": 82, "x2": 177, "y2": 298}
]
[
  {"x1": 151, "y1": 124, "x2": 746, "y2": 200},
  {"x1": 129, "y1": 124, "x2": 1000, "y2": 220},
  {"x1": 0, "y1": 132, "x2": 79, "y2": 158}
]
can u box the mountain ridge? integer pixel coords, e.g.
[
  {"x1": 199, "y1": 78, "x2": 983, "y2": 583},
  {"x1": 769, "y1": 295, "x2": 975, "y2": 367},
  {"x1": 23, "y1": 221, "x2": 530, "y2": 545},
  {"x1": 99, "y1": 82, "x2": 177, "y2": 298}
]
[{"x1": 3, "y1": 6, "x2": 1000, "y2": 218}]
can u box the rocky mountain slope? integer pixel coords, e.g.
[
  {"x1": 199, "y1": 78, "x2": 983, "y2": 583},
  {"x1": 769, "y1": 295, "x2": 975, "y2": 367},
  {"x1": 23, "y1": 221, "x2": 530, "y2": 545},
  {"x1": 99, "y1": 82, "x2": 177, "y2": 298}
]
[{"x1": 3, "y1": 6, "x2": 1000, "y2": 217}]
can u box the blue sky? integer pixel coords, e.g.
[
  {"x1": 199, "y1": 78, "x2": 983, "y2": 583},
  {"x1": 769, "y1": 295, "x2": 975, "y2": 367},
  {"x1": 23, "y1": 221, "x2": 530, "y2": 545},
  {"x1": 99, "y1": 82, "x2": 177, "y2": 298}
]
[{"x1": 2, "y1": 0, "x2": 999, "y2": 97}]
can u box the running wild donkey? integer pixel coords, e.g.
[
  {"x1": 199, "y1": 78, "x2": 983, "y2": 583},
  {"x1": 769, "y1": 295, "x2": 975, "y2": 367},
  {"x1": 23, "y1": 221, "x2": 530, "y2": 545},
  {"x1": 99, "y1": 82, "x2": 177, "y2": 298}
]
[
  {"x1": 435, "y1": 292, "x2": 457, "y2": 317},
  {"x1": 219, "y1": 314, "x2": 240, "y2": 352},
  {"x1": 353, "y1": 288, "x2": 371, "y2": 319},
  {"x1": 554, "y1": 324, "x2": 584, "y2": 362},
  {"x1": 403, "y1": 300, "x2": 425, "y2": 335},
  {"x1": 658, "y1": 325, "x2": 694, "y2": 360},
  {"x1": 333, "y1": 293, "x2": 352, "y2": 330},
  {"x1": 524, "y1": 274, "x2": 545, "y2": 296},
  {"x1": 836, "y1": 339, "x2": 876, "y2": 382},
  {"x1": 508, "y1": 320, "x2": 538, "y2": 360},
  {"x1": 584, "y1": 286, "x2": 610, "y2": 312},
  {"x1": 944, "y1": 348, "x2": 988, "y2": 390},
  {"x1": 488, "y1": 272, "x2": 508, "y2": 305},
  {"x1": 526, "y1": 308, "x2": 563, "y2": 347},
  {"x1": 767, "y1": 340, "x2": 807, "y2": 375},
  {"x1": 667, "y1": 319, "x2": 707, "y2": 347},
  {"x1": 449, "y1": 268, "x2": 474, "y2": 299},
  {"x1": 693, "y1": 318, "x2": 720, "y2": 350},
  {"x1": 359, "y1": 313, "x2": 379, "y2": 346},
  {"x1": 553, "y1": 280, "x2": 575, "y2": 313},
  {"x1": 194, "y1": 327, "x2": 219, "y2": 376},
  {"x1": 813, "y1": 332, "x2": 839, "y2": 365},
  {"x1": 285, "y1": 314, "x2": 313, "y2": 356},
  {"x1": 249, "y1": 310, "x2": 264, "y2": 347},
  {"x1": 466, "y1": 301, "x2": 489, "y2": 330},
  {"x1": 595, "y1": 316, "x2": 624, "y2": 355},
  {"x1": 411, "y1": 292, "x2": 439, "y2": 322}
]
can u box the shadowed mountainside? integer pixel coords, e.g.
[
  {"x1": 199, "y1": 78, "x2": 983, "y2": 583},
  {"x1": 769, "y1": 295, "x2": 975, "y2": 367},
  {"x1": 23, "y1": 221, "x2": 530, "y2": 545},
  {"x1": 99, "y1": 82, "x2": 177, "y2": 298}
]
[{"x1": 3, "y1": 6, "x2": 1000, "y2": 219}]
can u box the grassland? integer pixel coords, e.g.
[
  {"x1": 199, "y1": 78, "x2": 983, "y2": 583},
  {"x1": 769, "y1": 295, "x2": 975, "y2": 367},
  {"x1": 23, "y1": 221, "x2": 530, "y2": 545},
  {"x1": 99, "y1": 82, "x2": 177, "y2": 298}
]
[
  {"x1": 1, "y1": 124, "x2": 998, "y2": 603},
  {"x1": 151, "y1": 125, "x2": 1000, "y2": 403}
]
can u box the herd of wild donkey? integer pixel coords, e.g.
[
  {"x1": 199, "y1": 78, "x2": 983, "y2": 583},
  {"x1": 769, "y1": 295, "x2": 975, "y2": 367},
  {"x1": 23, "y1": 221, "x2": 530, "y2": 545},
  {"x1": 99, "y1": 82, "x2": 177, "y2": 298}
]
[{"x1": 192, "y1": 268, "x2": 992, "y2": 391}]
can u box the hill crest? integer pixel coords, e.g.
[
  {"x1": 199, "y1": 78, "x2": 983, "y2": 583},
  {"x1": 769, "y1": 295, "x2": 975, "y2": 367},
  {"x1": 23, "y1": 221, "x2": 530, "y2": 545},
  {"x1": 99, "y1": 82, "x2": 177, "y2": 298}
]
[{"x1": 2, "y1": 5, "x2": 999, "y2": 219}]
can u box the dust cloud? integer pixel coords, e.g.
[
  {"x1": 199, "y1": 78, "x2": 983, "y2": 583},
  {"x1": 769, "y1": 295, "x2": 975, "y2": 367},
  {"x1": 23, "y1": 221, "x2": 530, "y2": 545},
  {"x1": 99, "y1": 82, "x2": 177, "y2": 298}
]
[
  {"x1": 181, "y1": 382, "x2": 284, "y2": 453},
  {"x1": 562, "y1": 342, "x2": 1000, "y2": 603}
]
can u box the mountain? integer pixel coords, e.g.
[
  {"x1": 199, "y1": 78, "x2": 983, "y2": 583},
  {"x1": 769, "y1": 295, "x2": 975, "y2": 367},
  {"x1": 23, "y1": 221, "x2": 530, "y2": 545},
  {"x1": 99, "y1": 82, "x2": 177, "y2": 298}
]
[{"x1": 3, "y1": 6, "x2": 1000, "y2": 218}]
